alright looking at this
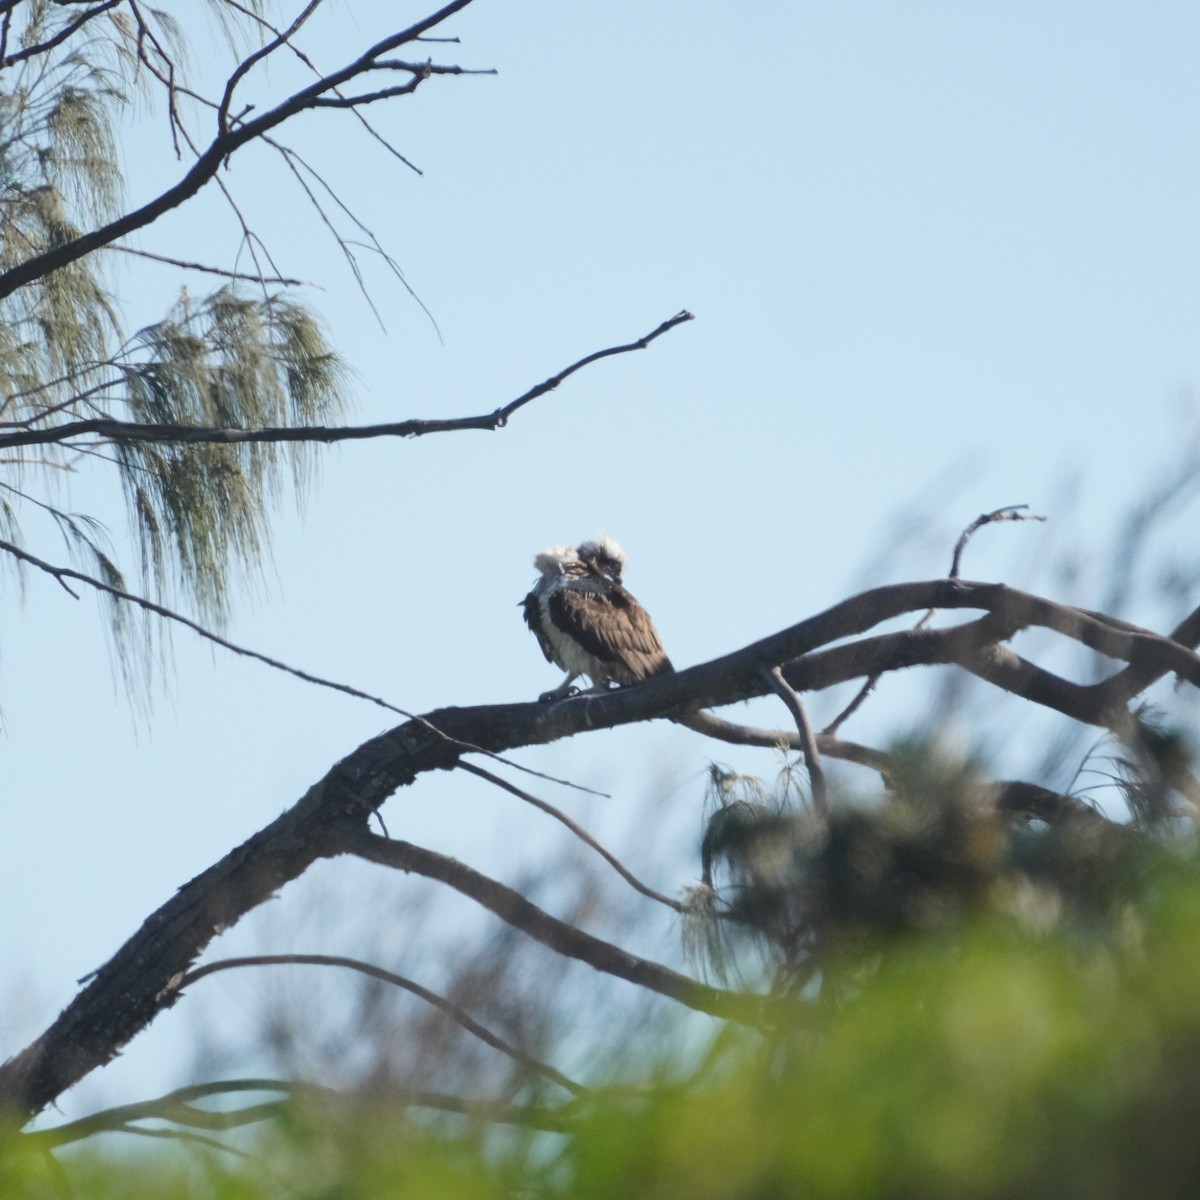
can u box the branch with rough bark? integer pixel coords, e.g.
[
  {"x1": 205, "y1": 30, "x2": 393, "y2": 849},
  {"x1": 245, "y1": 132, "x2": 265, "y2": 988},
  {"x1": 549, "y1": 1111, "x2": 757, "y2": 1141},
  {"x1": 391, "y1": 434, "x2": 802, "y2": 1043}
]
[{"x1": 3, "y1": 575, "x2": 1198, "y2": 1125}]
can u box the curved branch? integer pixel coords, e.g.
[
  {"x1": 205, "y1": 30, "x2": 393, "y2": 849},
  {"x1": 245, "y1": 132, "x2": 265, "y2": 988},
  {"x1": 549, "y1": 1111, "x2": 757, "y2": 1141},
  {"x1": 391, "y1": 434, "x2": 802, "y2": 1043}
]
[
  {"x1": 25, "y1": 1078, "x2": 578, "y2": 1147},
  {"x1": 343, "y1": 830, "x2": 764, "y2": 1026},
  {"x1": 179, "y1": 954, "x2": 585, "y2": 1096},
  {"x1": 0, "y1": 1, "x2": 120, "y2": 69},
  {"x1": 826, "y1": 504, "x2": 1047, "y2": 734}
]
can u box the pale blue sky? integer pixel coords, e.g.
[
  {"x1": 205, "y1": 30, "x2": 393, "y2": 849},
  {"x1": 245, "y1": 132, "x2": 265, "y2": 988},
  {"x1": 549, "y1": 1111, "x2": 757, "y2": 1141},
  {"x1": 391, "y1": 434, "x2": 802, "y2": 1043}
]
[{"x1": 5, "y1": 1, "x2": 1200, "y2": 1119}]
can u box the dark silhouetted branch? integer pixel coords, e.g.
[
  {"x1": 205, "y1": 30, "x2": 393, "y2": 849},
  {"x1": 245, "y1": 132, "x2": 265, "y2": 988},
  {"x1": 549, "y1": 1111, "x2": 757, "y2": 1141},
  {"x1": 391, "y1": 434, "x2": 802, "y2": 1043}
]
[
  {"x1": 0, "y1": 0, "x2": 484, "y2": 303},
  {"x1": 0, "y1": 311, "x2": 694, "y2": 451}
]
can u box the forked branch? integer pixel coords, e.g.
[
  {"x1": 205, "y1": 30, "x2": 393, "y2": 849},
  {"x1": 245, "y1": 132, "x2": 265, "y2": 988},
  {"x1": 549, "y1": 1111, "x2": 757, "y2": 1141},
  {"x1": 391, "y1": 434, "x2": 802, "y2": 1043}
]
[
  {"x1": 3, "y1": 575, "x2": 1198, "y2": 1124},
  {"x1": 0, "y1": 1, "x2": 487, "y2": 302}
]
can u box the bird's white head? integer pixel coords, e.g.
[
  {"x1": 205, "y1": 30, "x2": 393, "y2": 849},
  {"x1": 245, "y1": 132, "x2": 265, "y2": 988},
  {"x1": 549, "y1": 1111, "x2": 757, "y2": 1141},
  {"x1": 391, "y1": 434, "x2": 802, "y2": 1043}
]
[
  {"x1": 576, "y1": 533, "x2": 627, "y2": 583},
  {"x1": 533, "y1": 544, "x2": 581, "y2": 578}
]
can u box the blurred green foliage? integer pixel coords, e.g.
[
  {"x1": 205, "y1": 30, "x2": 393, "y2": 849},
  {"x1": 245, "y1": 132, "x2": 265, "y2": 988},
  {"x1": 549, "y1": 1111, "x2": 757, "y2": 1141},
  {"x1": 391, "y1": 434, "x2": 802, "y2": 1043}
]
[{"x1": 9, "y1": 824, "x2": 1200, "y2": 1197}]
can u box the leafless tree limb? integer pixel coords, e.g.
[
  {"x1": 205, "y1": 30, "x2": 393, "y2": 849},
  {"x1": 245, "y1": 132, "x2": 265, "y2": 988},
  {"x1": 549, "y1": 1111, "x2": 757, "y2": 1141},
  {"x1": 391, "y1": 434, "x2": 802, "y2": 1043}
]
[
  {"x1": 458, "y1": 761, "x2": 682, "y2": 912},
  {"x1": 0, "y1": 0, "x2": 119, "y2": 68},
  {"x1": 675, "y1": 709, "x2": 891, "y2": 775},
  {"x1": 2, "y1": 575, "x2": 1194, "y2": 1123},
  {"x1": 0, "y1": 310, "x2": 695, "y2": 452},
  {"x1": 948, "y1": 504, "x2": 1047, "y2": 579},
  {"x1": 825, "y1": 504, "x2": 1048, "y2": 735},
  {"x1": 107, "y1": 244, "x2": 308, "y2": 287},
  {"x1": 179, "y1": 954, "x2": 587, "y2": 1096},
  {"x1": 344, "y1": 829, "x2": 764, "y2": 1026}
]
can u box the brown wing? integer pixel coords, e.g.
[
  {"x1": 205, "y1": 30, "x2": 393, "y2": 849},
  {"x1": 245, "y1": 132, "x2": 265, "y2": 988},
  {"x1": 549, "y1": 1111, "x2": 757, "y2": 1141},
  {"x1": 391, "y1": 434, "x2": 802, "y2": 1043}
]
[
  {"x1": 521, "y1": 590, "x2": 557, "y2": 664},
  {"x1": 548, "y1": 585, "x2": 673, "y2": 684}
]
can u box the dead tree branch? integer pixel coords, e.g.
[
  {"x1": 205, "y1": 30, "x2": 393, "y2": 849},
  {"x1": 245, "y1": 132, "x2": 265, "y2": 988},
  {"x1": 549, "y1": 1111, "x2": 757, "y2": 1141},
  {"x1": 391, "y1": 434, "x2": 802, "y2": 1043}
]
[
  {"x1": 825, "y1": 504, "x2": 1047, "y2": 734},
  {"x1": 2, "y1": 576, "x2": 1196, "y2": 1123},
  {"x1": 0, "y1": 311, "x2": 694, "y2": 451},
  {"x1": 180, "y1": 954, "x2": 586, "y2": 1096},
  {"x1": 0, "y1": 537, "x2": 419, "y2": 719},
  {"x1": 949, "y1": 504, "x2": 1047, "y2": 579}
]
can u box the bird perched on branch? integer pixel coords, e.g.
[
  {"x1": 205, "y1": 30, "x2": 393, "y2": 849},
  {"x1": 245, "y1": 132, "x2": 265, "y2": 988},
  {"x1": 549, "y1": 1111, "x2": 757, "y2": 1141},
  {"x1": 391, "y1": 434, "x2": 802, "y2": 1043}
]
[{"x1": 521, "y1": 534, "x2": 673, "y2": 702}]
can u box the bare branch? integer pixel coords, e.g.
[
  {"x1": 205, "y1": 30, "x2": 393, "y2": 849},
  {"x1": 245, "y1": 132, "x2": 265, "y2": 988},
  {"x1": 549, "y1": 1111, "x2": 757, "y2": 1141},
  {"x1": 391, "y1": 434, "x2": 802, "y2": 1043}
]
[
  {"x1": 345, "y1": 830, "x2": 766, "y2": 1026},
  {"x1": 221, "y1": 3, "x2": 424, "y2": 174},
  {"x1": 25, "y1": 1078, "x2": 578, "y2": 1147},
  {"x1": 825, "y1": 503, "x2": 1048, "y2": 734},
  {"x1": 760, "y1": 666, "x2": 828, "y2": 818},
  {"x1": 0, "y1": 0, "x2": 484, "y2": 302},
  {"x1": 0, "y1": 537, "x2": 420, "y2": 720},
  {"x1": 0, "y1": 1, "x2": 120, "y2": 68},
  {"x1": 949, "y1": 504, "x2": 1048, "y2": 579},
  {"x1": 458, "y1": 761, "x2": 682, "y2": 912},
  {"x1": 0, "y1": 311, "x2": 695, "y2": 452},
  {"x1": 675, "y1": 709, "x2": 891, "y2": 777},
  {"x1": 180, "y1": 954, "x2": 586, "y2": 1096},
  {"x1": 217, "y1": 0, "x2": 325, "y2": 134},
  {"x1": 108, "y1": 244, "x2": 308, "y2": 287}
]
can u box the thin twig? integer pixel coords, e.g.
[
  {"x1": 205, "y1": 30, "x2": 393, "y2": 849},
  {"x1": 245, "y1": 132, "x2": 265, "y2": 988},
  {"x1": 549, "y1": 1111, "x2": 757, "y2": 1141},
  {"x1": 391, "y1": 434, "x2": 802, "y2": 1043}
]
[
  {"x1": 458, "y1": 761, "x2": 682, "y2": 911},
  {"x1": 266, "y1": 135, "x2": 437, "y2": 331},
  {"x1": 0, "y1": 311, "x2": 695, "y2": 452},
  {"x1": 109, "y1": 244, "x2": 308, "y2": 287},
  {"x1": 24, "y1": 1078, "x2": 577, "y2": 1147},
  {"x1": 759, "y1": 667, "x2": 828, "y2": 818},
  {"x1": 0, "y1": 536, "x2": 418, "y2": 717},
  {"x1": 824, "y1": 503, "x2": 1046, "y2": 735},
  {"x1": 0, "y1": 537, "x2": 603, "y2": 797},
  {"x1": 179, "y1": 954, "x2": 586, "y2": 1095},
  {"x1": 949, "y1": 504, "x2": 1047, "y2": 579}
]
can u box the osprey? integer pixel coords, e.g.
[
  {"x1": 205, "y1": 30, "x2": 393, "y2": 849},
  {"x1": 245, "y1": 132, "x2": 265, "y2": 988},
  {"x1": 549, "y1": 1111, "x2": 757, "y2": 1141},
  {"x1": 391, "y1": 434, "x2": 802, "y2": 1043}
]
[{"x1": 522, "y1": 534, "x2": 673, "y2": 702}]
